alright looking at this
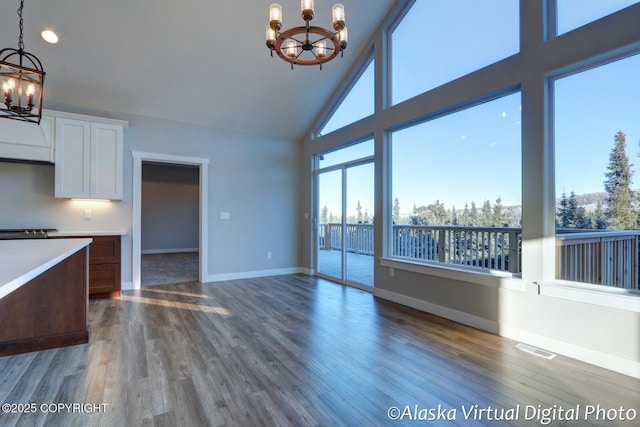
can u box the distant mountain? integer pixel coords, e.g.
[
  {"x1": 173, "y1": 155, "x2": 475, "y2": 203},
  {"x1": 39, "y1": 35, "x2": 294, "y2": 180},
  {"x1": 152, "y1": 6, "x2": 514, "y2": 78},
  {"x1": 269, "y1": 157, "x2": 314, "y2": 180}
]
[
  {"x1": 555, "y1": 189, "x2": 640, "y2": 211},
  {"x1": 556, "y1": 191, "x2": 608, "y2": 211}
]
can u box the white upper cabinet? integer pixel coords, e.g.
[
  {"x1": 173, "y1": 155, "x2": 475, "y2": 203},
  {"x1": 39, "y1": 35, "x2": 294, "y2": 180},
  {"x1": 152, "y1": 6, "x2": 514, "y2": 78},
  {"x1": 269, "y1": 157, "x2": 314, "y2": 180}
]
[
  {"x1": 91, "y1": 123, "x2": 123, "y2": 200},
  {"x1": 54, "y1": 118, "x2": 91, "y2": 198},
  {"x1": 53, "y1": 113, "x2": 126, "y2": 200}
]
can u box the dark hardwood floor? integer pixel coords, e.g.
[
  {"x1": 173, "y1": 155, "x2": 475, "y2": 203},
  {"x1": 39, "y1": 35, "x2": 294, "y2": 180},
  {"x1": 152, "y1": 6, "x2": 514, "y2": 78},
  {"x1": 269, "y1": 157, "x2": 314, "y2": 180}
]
[{"x1": 0, "y1": 274, "x2": 638, "y2": 426}]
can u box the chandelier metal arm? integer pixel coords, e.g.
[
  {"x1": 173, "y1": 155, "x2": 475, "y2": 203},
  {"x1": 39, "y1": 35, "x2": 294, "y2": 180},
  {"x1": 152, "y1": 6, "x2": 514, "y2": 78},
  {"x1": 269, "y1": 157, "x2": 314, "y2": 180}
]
[
  {"x1": 274, "y1": 26, "x2": 341, "y2": 67},
  {"x1": 288, "y1": 36, "x2": 307, "y2": 45}
]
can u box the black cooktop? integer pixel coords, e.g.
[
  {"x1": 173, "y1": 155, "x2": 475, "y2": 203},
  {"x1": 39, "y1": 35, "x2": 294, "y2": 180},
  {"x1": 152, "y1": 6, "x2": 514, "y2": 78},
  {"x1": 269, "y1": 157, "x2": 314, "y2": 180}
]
[{"x1": 0, "y1": 229, "x2": 57, "y2": 239}]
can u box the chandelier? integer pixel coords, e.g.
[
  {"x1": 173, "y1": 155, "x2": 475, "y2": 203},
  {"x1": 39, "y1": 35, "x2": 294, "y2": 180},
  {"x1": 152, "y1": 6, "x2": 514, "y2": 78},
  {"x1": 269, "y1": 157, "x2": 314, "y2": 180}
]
[
  {"x1": 0, "y1": 0, "x2": 45, "y2": 124},
  {"x1": 266, "y1": 1, "x2": 348, "y2": 69}
]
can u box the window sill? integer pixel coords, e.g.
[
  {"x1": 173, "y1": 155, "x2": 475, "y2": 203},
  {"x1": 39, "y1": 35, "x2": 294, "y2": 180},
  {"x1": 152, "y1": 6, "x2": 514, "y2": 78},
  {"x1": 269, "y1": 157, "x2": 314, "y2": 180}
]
[
  {"x1": 379, "y1": 257, "x2": 525, "y2": 291},
  {"x1": 536, "y1": 280, "x2": 640, "y2": 312}
]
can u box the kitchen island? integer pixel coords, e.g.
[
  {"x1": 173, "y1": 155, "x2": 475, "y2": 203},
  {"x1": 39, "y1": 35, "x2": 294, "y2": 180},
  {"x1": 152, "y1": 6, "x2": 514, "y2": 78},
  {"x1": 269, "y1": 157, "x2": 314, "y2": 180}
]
[{"x1": 0, "y1": 238, "x2": 92, "y2": 356}]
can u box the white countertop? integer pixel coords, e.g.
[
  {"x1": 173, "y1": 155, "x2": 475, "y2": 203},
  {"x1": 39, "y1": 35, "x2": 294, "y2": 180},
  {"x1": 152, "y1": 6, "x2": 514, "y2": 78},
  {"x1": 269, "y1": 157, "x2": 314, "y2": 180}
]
[
  {"x1": 49, "y1": 230, "x2": 127, "y2": 237},
  {"x1": 0, "y1": 238, "x2": 92, "y2": 299}
]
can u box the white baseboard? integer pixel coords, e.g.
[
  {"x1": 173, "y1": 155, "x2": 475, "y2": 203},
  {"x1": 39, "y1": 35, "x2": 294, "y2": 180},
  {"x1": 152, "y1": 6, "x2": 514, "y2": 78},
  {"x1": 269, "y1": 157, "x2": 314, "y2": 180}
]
[
  {"x1": 205, "y1": 267, "x2": 307, "y2": 283},
  {"x1": 373, "y1": 288, "x2": 640, "y2": 379},
  {"x1": 141, "y1": 248, "x2": 198, "y2": 255},
  {"x1": 299, "y1": 267, "x2": 314, "y2": 276},
  {"x1": 374, "y1": 287, "x2": 499, "y2": 334},
  {"x1": 500, "y1": 325, "x2": 640, "y2": 379}
]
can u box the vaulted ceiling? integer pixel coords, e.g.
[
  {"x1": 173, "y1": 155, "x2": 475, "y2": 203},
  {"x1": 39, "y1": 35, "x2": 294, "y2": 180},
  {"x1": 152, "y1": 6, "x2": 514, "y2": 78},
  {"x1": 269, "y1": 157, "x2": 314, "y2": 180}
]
[{"x1": 0, "y1": 0, "x2": 395, "y2": 141}]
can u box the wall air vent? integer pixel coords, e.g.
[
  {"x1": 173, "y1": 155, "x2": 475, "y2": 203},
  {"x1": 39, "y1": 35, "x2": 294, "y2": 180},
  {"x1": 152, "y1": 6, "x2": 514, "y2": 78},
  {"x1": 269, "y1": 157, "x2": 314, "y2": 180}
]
[{"x1": 514, "y1": 343, "x2": 557, "y2": 360}]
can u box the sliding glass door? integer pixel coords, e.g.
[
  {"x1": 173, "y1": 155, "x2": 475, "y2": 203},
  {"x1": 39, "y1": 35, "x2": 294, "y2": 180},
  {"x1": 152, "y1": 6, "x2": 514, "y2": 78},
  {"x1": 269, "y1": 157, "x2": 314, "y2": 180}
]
[
  {"x1": 315, "y1": 140, "x2": 374, "y2": 288},
  {"x1": 317, "y1": 169, "x2": 343, "y2": 281},
  {"x1": 345, "y1": 162, "x2": 374, "y2": 285}
]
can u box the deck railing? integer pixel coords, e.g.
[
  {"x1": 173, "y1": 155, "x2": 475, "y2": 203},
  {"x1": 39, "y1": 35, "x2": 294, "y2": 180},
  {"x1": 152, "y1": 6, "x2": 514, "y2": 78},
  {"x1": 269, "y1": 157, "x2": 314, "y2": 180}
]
[
  {"x1": 556, "y1": 230, "x2": 640, "y2": 289},
  {"x1": 392, "y1": 224, "x2": 521, "y2": 273},
  {"x1": 319, "y1": 223, "x2": 640, "y2": 290},
  {"x1": 319, "y1": 223, "x2": 374, "y2": 255}
]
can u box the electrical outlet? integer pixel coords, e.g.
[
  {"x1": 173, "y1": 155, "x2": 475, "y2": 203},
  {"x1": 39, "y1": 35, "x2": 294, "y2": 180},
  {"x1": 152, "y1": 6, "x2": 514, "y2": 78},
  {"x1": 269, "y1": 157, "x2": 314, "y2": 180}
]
[
  {"x1": 84, "y1": 209, "x2": 92, "y2": 220},
  {"x1": 267, "y1": 252, "x2": 272, "y2": 259}
]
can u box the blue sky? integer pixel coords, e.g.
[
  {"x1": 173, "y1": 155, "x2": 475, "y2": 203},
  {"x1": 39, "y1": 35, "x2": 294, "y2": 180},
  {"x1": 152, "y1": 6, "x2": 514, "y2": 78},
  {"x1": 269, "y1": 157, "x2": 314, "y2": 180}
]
[
  {"x1": 555, "y1": 53, "x2": 640, "y2": 198},
  {"x1": 318, "y1": 1, "x2": 639, "y2": 220}
]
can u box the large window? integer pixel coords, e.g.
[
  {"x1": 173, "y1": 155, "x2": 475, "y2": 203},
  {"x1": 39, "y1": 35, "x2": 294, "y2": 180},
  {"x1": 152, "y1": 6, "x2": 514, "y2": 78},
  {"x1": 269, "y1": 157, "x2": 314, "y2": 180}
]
[
  {"x1": 318, "y1": 60, "x2": 375, "y2": 136},
  {"x1": 318, "y1": 139, "x2": 374, "y2": 169},
  {"x1": 556, "y1": 0, "x2": 638, "y2": 36},
  {"x1": 307, "y1": 0, "x2": 639, "y2": 300},
  {"x1": 554, "y1": 54, "x2": 640, "y2": 289},
  {"x1": 391, "y1": 92, "x2": 522, "y2": 272},
  {"x1": 391, "y1": 0, "x2": 519, "y2": 106}
]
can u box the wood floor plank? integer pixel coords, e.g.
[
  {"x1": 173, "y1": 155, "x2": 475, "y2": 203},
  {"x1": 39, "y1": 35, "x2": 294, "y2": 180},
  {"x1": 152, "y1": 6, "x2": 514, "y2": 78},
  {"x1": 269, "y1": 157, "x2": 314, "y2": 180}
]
[{"x1": 0, "y1": 274, "x2": 638, "y2": 426}]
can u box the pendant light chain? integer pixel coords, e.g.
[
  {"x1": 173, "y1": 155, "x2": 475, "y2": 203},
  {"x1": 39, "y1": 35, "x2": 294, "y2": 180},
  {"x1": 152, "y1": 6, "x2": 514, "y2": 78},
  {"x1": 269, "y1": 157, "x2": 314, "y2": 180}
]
[{"x1": 17, "y1": 0, "x2": 25, "y2": 53}]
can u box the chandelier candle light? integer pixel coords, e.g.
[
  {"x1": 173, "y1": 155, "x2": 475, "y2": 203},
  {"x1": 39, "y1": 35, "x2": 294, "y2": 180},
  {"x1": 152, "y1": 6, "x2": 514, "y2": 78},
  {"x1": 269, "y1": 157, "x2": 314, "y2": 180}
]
[
  {"x1": 266, "y1": 1, "x2": 347, "y2": 69},
  {"x1": 0, "y1": 0, "x2": 45, "y2": 124}
]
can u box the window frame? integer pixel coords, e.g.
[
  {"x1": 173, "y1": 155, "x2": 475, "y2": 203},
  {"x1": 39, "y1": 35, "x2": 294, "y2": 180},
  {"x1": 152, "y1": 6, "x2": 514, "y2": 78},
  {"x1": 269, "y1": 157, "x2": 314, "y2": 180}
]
[
  {"x1": 313, "y1": 52, "x2": 376, "y2": 139},
  {"x1": 303, "y1": 0, "x2": 640, "y2": 308}
]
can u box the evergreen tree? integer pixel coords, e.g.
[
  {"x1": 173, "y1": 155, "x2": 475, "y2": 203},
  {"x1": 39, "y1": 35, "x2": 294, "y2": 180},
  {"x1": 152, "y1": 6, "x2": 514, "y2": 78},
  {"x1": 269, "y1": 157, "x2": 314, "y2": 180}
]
[
  {"x1": 429, "y1": 200, "x2": 448, "y2": 225},
  {"x1": 557, "y1": 191, "x2": 570, "y2": 228},
  {"x1": 393, "y1": 197, "x2": 400, "y2": 224},
  {"x1": 604, "y1": 131, "x2": 636, "y2": 229},
  {"x1": 592, "y1": 201, "x2": 608, "y2": 229},
  {"x1": 321, "y1": 205, "x2": 328, "y2": 224},
  {"x1": 481, "y1": 200, "x2": 492, "y2": 226},
  {"x1": 356, "y1": 201, "x2": 363, "y2": 223},
  {"x1": 492, "y1": 197, "x2": 505, "y2": 226},
  {"x1": 460, "y1": 203, "x2": 470, "y2": 226},
  {"x1": 451, "y1": 204, "x2": 458, "y2": 225},
  {"x1": 469, "y1": 201, "x2": 479, "y2": 226},
  {"x1": 567, "y1": 191, "x2": 589, "y2": 228}
]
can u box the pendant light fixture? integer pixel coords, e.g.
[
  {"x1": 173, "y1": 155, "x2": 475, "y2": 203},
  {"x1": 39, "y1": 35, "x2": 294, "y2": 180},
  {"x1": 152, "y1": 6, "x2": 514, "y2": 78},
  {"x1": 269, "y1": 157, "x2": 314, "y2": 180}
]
[
  {"x1": 266, "y1": 1, "x2": 348, "y2": 69},
  {"x1": 0, "y1": 0, "x2": 45, "y2": 124}
]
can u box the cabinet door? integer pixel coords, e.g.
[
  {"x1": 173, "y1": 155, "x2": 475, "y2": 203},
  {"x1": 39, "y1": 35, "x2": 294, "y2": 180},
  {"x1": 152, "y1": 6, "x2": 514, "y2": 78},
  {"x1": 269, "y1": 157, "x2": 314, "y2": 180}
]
[
  {"x1": 89, "y1": 236, "x2": 121, "y2": 263},
  {"x1": 54, "y1": 119, "x2": 91, "y2": 198},
  {"x1": 89, "y1": 263, "x2": 121, "y2": 294},
  {"x1": 91, "y1": 123, "x2": 123, "y2": 200}
]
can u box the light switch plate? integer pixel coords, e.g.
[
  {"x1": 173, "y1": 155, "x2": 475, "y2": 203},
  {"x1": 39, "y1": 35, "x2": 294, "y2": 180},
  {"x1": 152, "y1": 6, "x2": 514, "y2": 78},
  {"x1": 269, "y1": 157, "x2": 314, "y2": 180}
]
[{"x1": 220, "y1": 212, "x2": 231, "y2": 220}]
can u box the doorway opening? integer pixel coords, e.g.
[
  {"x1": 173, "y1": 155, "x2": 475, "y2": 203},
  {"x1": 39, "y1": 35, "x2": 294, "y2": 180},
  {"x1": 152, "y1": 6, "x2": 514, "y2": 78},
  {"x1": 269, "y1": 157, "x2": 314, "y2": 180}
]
[
  {"x1": 141, "y1": 162, "x2": 200, "y2": 286},
  {"x1": 132, "y1": 152, "x2": 210, "y2": 289}
]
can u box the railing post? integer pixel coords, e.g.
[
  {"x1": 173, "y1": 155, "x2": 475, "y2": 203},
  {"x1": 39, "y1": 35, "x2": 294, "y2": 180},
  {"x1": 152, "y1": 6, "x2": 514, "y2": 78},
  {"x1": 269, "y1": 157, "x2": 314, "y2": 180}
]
[
  {"x1": 632, "y1": 234, "x2": 640, "y2": 290},
  {"x1": 509, "y1": 231, "x2": 519, "y2": 273},
  {"x1": 438, "y1": 229, "x2": 446, "y2": 263},
  {"x1": 324, "y1": 224, "x2": 331, "y2": 250}
]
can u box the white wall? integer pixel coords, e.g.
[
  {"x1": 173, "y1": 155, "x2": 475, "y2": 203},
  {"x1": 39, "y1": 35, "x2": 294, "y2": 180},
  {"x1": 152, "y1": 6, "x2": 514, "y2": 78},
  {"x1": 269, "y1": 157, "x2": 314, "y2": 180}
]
[{"x1": 0, "y1": 108, "x2": 303, "y2": 287}]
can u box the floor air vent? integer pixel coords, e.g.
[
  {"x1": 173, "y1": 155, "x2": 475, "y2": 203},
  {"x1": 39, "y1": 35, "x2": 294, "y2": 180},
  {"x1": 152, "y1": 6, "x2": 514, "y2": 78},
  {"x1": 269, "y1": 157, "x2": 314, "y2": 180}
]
[{"x1": 514, "y1": 343, "x2": 556, "y2": 360}]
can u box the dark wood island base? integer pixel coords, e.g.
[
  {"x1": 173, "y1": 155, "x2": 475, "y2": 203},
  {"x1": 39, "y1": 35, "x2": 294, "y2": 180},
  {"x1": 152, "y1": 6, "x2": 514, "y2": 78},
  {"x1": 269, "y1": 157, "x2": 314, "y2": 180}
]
[{"x1": 0, "y1": 248, "x2": 89, "y2": 357}]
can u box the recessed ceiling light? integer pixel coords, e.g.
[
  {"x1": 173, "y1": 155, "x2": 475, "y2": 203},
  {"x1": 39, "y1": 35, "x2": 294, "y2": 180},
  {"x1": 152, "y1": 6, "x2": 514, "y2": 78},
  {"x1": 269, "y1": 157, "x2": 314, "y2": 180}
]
[{"x1": 41, "y1": 30, "x2": 59, "y2": 44}]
